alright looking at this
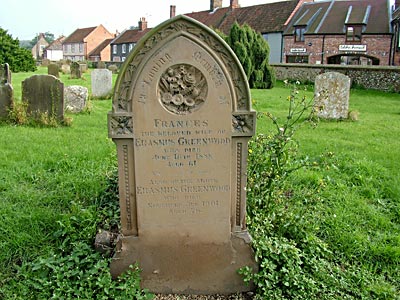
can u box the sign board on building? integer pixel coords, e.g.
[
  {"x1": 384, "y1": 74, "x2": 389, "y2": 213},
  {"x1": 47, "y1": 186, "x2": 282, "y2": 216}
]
[
  {"x1": 339, "y1": 45, "x2": 367, "y2": 52},
  {"x1": 290, "y1": 48, "x2": 307, "y2": 53}
]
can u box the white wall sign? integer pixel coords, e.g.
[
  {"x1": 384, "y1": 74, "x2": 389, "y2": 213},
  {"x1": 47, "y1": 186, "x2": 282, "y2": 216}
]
[
  {"x1": 290, "y1": 48, "x2": 307, "y2": 53},
  {"x1": 339, "y1": 45, "x2": 367, "y2": 52}
]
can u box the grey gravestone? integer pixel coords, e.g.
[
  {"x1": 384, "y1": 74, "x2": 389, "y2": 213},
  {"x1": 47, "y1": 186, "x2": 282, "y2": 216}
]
[
  {"x1": 64, "y1": 85, "x2": 88, "y2": 113},
  {"x1": 0, "y1": 63, "x2": 13, "y2": 118},
  {"x1": 314, "y1": 72, "x2": 350, "y2": 119},
  {"x1": 70, "y1": 62, "x2": 81, "y2": 79},
  {"x1": 79, "y1": 63, "x2": 87, "y2": 73},
  {"x1": 22, "y1": 75, "x2": 64, "y2": 121},
  {"x1": 91, "y1": 69, "x2": 112, "y2": 98},
  {"x1": 61, "y1": 64, "x2": 71, "y2": 74},
  {"x1": 48, "y1": 63, "x2": 60, "y2": 78},
  {"x1": 42, "y1": 59, "x2": 50, "y2": 66},
  {"x1": 108, "y1": 15, "x2": 257, "y2": 294}
]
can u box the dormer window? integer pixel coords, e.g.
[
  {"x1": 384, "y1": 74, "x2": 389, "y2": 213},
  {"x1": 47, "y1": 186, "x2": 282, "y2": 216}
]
[
  {"x1": 295, "y1": 26, "x2": 306, "y2": 43},
  {"x1": 346, "y1": 25, "x2": 362, "y2": 42}
]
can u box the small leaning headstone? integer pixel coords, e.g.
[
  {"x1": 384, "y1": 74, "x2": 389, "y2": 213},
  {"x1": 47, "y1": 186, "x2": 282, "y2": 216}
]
[
  {"x1": 0, "y1": 63, "x2": 13, "y2": 119},
  {"x1": 48, "y1": 63, "x2": 60, "y2": 78},
  {"x1": 22, "y1": 75, "x2": 64, "y2": 121},
  {"x1": 64, "y1": 85, "x2": 88, "y2": 113},
  {"x1": 91, "y1": 69, "x2": 112, "y2": 98},
  {"x1": 314, "y1": 72, "x2": 350, "y2": 119},
  {"x1": 61, "y1": 64, "x2": 71, "y2": 74},
  {"x1": 70, "y1": 62, "x2": 81, "y2": 79}
]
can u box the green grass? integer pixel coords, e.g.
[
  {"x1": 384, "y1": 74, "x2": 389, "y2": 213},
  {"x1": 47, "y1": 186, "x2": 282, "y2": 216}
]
[{"x1": 0, "y1": 69, "x2": 399, "y2": 298}]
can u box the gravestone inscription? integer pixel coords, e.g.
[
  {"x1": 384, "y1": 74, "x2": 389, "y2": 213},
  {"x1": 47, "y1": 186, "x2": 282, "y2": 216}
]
[
  {"x1": 22, "y1": 75, "x2": 64, "y2": 121},
  {"x1": 0, "y1": 63, "x2": 13, "y2": 118},
  {"x1": 314, "y1": 72, "x2": 350, "y2": 119},
  {"x1": 108, "y1": 16, "x2": 257, "y2": 294},
  {"x1": 91, "y1": 69, "x2": 112, "y2": 98}
]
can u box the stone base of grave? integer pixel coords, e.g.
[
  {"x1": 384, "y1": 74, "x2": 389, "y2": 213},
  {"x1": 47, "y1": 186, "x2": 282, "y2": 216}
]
[{"x1": 110, "y1": 231, "x2": 257, "y2": 294}]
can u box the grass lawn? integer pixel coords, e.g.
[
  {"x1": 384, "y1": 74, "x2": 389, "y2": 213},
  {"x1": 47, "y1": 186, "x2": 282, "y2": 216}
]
[{"x1": 0, "y1": 68, "x2": 399, "y2": 299}]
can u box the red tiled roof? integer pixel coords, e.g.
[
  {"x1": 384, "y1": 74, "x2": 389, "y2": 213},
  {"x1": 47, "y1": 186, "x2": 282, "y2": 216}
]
[
  {"x1": 45, "y1": 36, "x2": 65, "y2": 51},
  {"x1": 89, "y1": 38, "x2": 113, "y2": 56},
  {"x1": 63, "y1": 26, "x2": 97, "y2": 43},
  {"x1": 186, "y1": 0, "x2": 301, "y2": 34},
  {"x1": 111, "y1": 28, "x2": 152, "y2": 44}
]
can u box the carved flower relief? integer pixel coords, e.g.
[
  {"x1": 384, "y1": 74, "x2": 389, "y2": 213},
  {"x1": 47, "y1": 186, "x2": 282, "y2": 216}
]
[
  {"x1": 232, "y1": 114, "x2": 254, "y2": 133},
  {"x1": 110, "y1": 116, "x2": 133, "y2": 136},
  {"x1": 158, "y1": 64, "x2": 207, "y2": 115}
]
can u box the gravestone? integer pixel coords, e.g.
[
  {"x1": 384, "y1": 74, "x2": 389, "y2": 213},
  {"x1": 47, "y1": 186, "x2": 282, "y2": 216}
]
[
  {"x1": 42, "y1": 58, "x2": 50, "y2": 66},
  {"x1": 64, "y1": 85, "x2": 88, "y2": 112},
  {"x1": 79, "y1": 63, "x2": 87, "y2": 73},
  {"x1": 22, "y1": 75, "x2": 64, "y2": 121},
  {"x1": 48, "y1": 63, "x2": 60, "y2": 78},
  {"x1": 70, "y1": 62, "x2": 81, "y2": 79},
  {"x1": 314, "y1": 72, "x2": 350, "y2": 119},
  {"x1": 108, "y1": 15, "x2": 257, "y2": 294},
  {"x1": 0, "y1": 63, "x2": 13, "y2": 118},
  {"x1": 97, "y1": 61, "x2": 106, "y2": 69},
  {"x1": 91, "y1": 69, "x2": 112, "y2": 98},
  {"x1": 61, "y1": 64, "x2": 71, "y2": 74}
]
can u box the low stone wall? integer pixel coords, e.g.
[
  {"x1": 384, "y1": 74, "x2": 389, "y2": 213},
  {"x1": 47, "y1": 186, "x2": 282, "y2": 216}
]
[{"x1": 272, "y1": 64, "x2": 400, "y2": 92}]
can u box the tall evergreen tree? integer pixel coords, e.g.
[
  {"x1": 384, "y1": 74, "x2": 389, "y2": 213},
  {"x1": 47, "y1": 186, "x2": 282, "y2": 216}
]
[
  {"x1": 0, "y1": 28, "x2": 36, "y2": 72},
  {"x1": 223, "y1": 22, "x2": 275, "y2": 89}
]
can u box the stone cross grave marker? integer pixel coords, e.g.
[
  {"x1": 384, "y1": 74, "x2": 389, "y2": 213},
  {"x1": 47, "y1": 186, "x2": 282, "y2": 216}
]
[
  {"x1": 70, "y1": 62, "x2": 81, "y2": 79},
  {"x1": 48, "y1": 63, "x2": 60, "y2": 78},
  {"x1": 108, "y1": 15, "x2": 257, "y2": 294},
  {"x1": 314, "y1": 72, "x2": 350, "y2": 119},
  {"x1": 22, "y1": 75, "x2": 64, "y2": 121},
  {"x1": 91, "y1": 69, "x2": 112, "y2": 98},
  {"x1": 0, "y1": 63, "x2": 13, "y2": 118}
]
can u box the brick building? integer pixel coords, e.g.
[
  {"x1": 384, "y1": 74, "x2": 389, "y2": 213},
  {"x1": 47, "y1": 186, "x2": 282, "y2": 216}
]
[
  {"x1": 62, "y1": 25, "x2": 114, "y2": 61},
  {"x1": 391, "y1": 1, "x2": 400, "y2": 66},
  {"x1": 283, "y1": 0, "x2": 393, "y2": 65}
]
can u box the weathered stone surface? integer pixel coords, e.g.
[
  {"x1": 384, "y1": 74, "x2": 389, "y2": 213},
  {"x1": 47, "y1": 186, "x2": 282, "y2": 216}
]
[
  {"x1": 61, "y1": 64, "x2": 71, "y2": 74},
  {"x1": 314, "y1": 72, "x2": 350, "y2": 119},
  {"x1": 0, "y1": 63, "x2": 13, "y2": 118},
  {"x1": 64, "y1": 85, "x2": 88, "y2": 113},
  {"x1": 48, "y1": 63, "x2": 60, "y2": 78},
  {"x1": 70, "y1": 62, "x2": 81, "y2": 79},
  {"x1": 22, "y1": 75, "x2": 64, "y2": 121},
  {"x1": 108, "y1": 15, "x2": 257, "y2": 294},
  {"x1": 97, "y1": 61, "x2": 106, "y2": 69},
  {"x1": 91, "y1": 69, "x2": 112, "y2": 98}
]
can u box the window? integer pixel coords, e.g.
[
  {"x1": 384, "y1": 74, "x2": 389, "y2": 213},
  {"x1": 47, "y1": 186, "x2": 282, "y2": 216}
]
[
  {"x1": 346, "y1": 26, "x2": 362, "y2": 42},
  {"x1": 286, "y1": 55, "x2": 309, "y2": 63},
  {"x1": 63, "y1": 44, "x2": 67, "y2": 52},
  {"x1": 122, "y1": 56, "x2": 126, "y2": 62},
  {"x1": 122, "y1": 44, "x2": 126, "y2": 54},
  {"x1": 129, "y1": 43, "x2": 133, "y2": 52},
  {"x1": 71, "y1": 44, "x2": 75, "y2": 53},
  {"x1": 295, "y1": 26, "x2": 306, "y2": 42},
  {"x1": 113, "y1": 45, "x2": 117, "y2": 54},
  {"x1": 79, "y1": 43, "x2": 83, "y2": 53}
]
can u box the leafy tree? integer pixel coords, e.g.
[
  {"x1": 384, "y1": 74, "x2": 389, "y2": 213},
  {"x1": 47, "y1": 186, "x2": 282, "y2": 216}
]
[
  {"x1": 0, "y1": 27, "x2": 36, "y2": 72},
  {"x1": 223, "y1": 22, "x2": 275, "y2": 89}
]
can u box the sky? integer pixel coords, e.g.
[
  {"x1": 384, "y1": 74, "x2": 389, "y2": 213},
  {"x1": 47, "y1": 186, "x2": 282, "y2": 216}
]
[{"x1": 1, "y1": 0, "x2": 284, "y2": 41}]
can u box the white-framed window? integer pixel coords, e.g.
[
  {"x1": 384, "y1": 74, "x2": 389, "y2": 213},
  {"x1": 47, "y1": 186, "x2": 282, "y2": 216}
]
[
  {"x1": 79, "y1": 43, "x2": 83, "y2": 53},
  {"x1": 129, "y1": 43, "x2": 133, "y2": 52},
  {"x1": 122, "y1": 44, "x2": 126, "y2": 54},
  {"x1": 113, "y1": 45, "x2": 117, "y2": 54},
  {"x1": 122, "y1": 56, "x2": 126, "y2": 62},
  {"x1": 71, "y1": 44, "x2": 75, "y2": 53}
]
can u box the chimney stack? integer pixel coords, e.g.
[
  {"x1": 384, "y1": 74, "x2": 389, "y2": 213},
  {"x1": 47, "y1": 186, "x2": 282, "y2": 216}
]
[
  {"x1": 210, "y1": 0, "x2": 222, "y2": 11},
  {"x1": 170, "y1": 5, "x2": 176, "y2": 18},
  {"x1": 230, "y1": 0, "x2": 240, "y2": 9},
  {"x1": 138, "y1": 17, "x2": 147, "y2": 31}
]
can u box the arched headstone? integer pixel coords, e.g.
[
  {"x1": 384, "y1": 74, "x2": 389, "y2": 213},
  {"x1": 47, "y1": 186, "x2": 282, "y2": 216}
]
[{"x1": 108, "y1": 15, "x2": 257, "y2": 294}]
